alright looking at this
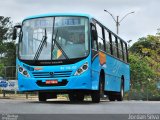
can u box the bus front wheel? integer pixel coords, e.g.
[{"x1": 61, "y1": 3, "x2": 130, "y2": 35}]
[
  {"x1": 91, "y1": 90, "x2": 100, "y2": 103},
  {"x1": 108, "y1": 95, "x2": 116, "y2": 101},
  {"x1": 91, "y1": 74, "x2": 104, "y2": 103},
  {"x1": 69, "y1": 93, "x2": 84, "y2": 102},
  {"x1": 38, "y1": 92, "x2": 47, "y2": 102}
]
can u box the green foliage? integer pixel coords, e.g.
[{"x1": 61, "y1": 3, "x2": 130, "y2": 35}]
[
  {"x1": 0, "y1": 16, "x2": 12, "y2": 54},
  {"x1": 0, "y1": 16, "x2": 15, "y2": 78},
  {"x1": 0, "y1": 63, "x2": 4, "y2": 77},
  {"x1": 129, "y1": 32, "x2": 160, "y2": 100},
  {"x1": 2, "y1": 42, "x2": 16, "y2": 66},
  {"x1": 129, "y1": 54, "x2": 154, "y2": 87}
]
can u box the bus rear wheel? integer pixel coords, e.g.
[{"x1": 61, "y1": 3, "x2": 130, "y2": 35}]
[
  {"x1": 38, "y1": 92, "x2": 47, "y2": 102},
  {"x1": 117, "y1": 83, "x2": 124, "y2": 101}
]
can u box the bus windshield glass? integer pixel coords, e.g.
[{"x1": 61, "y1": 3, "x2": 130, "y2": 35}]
[{"x1": 19, "y1": 17, "x2": 89, "y2": 60}]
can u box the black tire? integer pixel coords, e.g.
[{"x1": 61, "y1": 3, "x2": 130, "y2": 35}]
[
  {"x1": 108, "y1": 95, "x2": 116, "y2": 101},
  {"x1": 69, "y1": 93, "x2": 77, "y2": 102},
  {"x1": 91, "y1": 90, "x2": 100, "y2": 103},
  {"x1": 91, "y1": 74, "x2": 104, "y2": 103},
  {"x1": 38, "y1": 92, "x2": 47, "y2": 102},
  {"x1": 76, "y1": 94, "x2": 85, "y2": 102},
  {"x1": 117, "y1": 82, "x2": 124, "y2": 101},
  {"x1": 69, "y1": 93, "x2": 84, "y2": 102}
]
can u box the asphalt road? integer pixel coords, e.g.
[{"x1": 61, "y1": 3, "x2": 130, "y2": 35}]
[{"x1": 0, "y1": 99, "x2": 160, "y2": 114}]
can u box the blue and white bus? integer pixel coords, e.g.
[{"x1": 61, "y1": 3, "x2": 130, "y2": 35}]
[{"x1": 13, "y1": 13, "x2": 130, "y2": 103}]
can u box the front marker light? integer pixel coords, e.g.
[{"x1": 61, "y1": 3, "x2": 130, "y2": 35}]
[
  {"x1": 74, "y1": 62, "x2": 88, "y2": 76},
  {"x1": 18, "y1": 66, "x2": 30, "y2": 77}
]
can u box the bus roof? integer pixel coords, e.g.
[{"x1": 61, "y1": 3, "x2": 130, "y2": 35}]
[{"x1": 24, "y1": 13, "x2": 94, "y2": 21}]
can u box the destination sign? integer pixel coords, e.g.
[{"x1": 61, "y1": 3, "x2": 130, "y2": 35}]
[
  {"x1": 30, "y1": 18, "x2": 81, "y2": 28},
  {"x1": 34, "y1": 20, "x2": 53, "y2": 28},
  {"x1": 55, "y1": 18, "x2": 81, "y2": 26}
]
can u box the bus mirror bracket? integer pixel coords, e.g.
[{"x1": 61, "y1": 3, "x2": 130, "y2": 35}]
[{"x1": 12, "y1": 25, "x2": 21, "y2": 40}]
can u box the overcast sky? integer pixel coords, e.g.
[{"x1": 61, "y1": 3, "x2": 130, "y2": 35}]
[{"x1": 0, "y1": 0, "x2": 160, "y2": 44}]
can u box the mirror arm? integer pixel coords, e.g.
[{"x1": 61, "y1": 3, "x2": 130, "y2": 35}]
[{"x1": 14, "y1": 25, "x2": 22, "y2": 29}]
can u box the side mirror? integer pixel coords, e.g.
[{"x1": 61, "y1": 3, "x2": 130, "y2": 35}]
[
  {"x1": 12, "y1": 27, "x2": 17, "y2": 40},
  {"x1": 91, "y1": 23, "x2": 98, "y2": 41},
  {"x1": 12, "y1": 25, "x2": 22, "y2": 40}
]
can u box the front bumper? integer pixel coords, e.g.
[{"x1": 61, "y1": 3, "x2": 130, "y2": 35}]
[{"x1": 18, "y1": 71, "x2": 92, "y2": 92}]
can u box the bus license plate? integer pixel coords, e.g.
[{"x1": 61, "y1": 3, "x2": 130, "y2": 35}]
[{"x1": 46, "y1": 80, "x2": 58, "y2": 84}]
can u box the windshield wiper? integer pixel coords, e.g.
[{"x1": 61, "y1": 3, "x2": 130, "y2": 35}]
[
  {"x1": 34, "y1": 28, "x2": 47, "y2": 60},
  {"x1": 51, "y1": 29, "x2": 69, "y2": 60}
]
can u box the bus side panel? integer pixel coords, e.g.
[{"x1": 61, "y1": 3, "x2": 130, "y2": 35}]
[
  {"x1": 124, "y1": 65, "x2": 130, "y2": 92},
  {"x1": 105, "y1": 55, "x2": 130, "y2": 92}
]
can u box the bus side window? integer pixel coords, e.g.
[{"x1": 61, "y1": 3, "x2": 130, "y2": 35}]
[
  {"x1": 123, "y1": 42, "x2": 128, "y2": 62},
  {"x1": 91, "y1": 24, "x2": 98, "y2": 50},
  {"x1": 109, "y1": 32, "x2": 113, "y2": 55},
  {"x1": 112, "y1": 35, "x2": 118, "y2": 57},
  {"x1": 115, "y1": 37, "x2": 119, "y2": 58},
  {"x1": 121, "y1": 41, "x2": 125, "y2": 61},
  {"x1": 126, "y1": 43, "x2": 129, "y2": 62},
  {"x1": 118, "y1": 39, "x2": 123, "y2": 60},
  {"x1": 104, "y1": 30, "x2": 111, "y2": 54},
  {"x1": 96, "y1": 23, "x2": 105, "y2": 51}
]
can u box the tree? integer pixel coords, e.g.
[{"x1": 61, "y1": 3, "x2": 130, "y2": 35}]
[
  {"x1": 0, "y1": 16, "x2": 15, "y2": 78},
  {"x1": 129, "y1": 32, "x2": 160, "y2": 100},
  {"x1": 0, "y1": 16, "x2": 12, "y2": 55}
]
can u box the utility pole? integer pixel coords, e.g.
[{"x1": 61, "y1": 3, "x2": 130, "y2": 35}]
[
  {"x1": 104, "y1": 10, "x2": 135, "y2": 34},
  {"x1": 116, "y1": 16, "x2": 119, "y2": 34}
]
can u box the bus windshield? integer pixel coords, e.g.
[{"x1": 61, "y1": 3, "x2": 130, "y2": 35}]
[{"x1": 19, "y1": 17, "x2": 89, "y2": 60}]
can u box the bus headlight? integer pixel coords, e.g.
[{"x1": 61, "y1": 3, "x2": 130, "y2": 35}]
[
  {"x1": 74, "y1": 62, "x2": 88, "y2": 76},
  {"x1": 18, "y1": 66, "x2": 30, "y2": 77},
  {"x1": 19, "y1": 67, "x2": 23, "y2": 72}
]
